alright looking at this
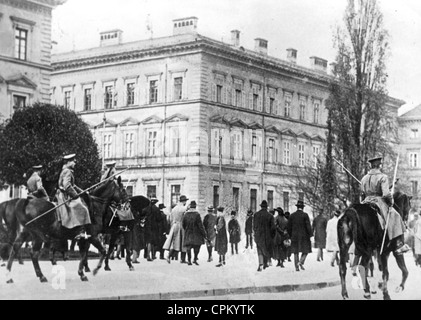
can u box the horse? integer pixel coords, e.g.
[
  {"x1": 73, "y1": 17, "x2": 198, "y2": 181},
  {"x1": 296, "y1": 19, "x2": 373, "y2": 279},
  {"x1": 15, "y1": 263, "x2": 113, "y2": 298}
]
[
  {"x1": 101, "y1": 195, "x2": 150, "y2": 271},
  {"x1": 0, "y1": 177, "x2": 128, "y2": 283},
  {"x1": 338, "y1": 191, "x2": 411, "y2": 300}
]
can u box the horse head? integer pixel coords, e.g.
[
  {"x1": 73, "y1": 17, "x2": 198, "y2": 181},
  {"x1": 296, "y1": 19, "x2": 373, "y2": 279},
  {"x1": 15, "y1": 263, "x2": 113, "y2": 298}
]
[
  {"x1": 92, "y1": 177, "x2": 129, "y2": 205},
  {"x1": 393, "y1": 191, "x2": 411, "y2": 223}
]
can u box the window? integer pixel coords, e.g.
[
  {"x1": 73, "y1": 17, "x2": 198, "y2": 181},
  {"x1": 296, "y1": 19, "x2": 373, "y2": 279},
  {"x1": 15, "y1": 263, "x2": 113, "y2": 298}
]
[
  {"x1": 13, "y1": 95, "x2": 26, "y2": 109},
  {"x1": 15, "y1": 28, "x2": 27, "y2": 60},
  {"x1": 126, "y1": 83, "x2": 135, "y2": 106},
  {"x1": 104, "y1": 86, "x2": 113, "y2": 109},
  {"x1": 233, "y1": 187, "x2": 240, "y2": 212},
  {"x1": 312, "y1": 146, "x2": 320, "y2": 168},
  {"x1": 147, "y1": 131, "x2": 158, "y2": 156},
  {"x1": 314, "y1": 100, "x2": 320, "y2": 124},
  {"x1": 171, "y1": 127, "x2": 181, "y2": 156},
  {"x1": 235, "y1": 89, "x2": 242, "y2": 107},
  {"x1": 64, "y1": 91, "x2": 71, "y2": 109},
  {"x1": 103, "y1": 134, "x2": 112, "y2": 158},
  {"x1": 284, "y1": 94, "x2": 292, "y2": 117},
  {"x1": 411, "y1": 129, "x2": 419, "y2": 139},
  {"x1": 173, "y1": 77, "x2": 183, "y2": 101},
  {"x1": 84, "y1": 88, "x2": 92, "y2": 111},
  {"x1": 213, "y1": 185, "x2": 220, "y2": 209},
  {"x1": 298, "y1": 144, "x2": 305, "y2": 167},
  {"x1": 233, "y1": 132, "x2": 242, "y2": 160},
  {"x1": 283, "y1": 191, "x2": 290, "y2": 212},
  {"x1": 253, "y1": 94, "x2": 258, "y2": 110},
  {"x1": 216, "y1": 85, "x2": 222, "y2": 103},
  {"x1": 171, "y1": 185, "x2": 181, "y2": 208},
  {"x1": 267, "y1": 138, "x2": 275, "y2": 163},
  {"x1": 267, "y1": 190, "x2": 274, "y2": 210},
  {"x1": 411, "y1": 181, "x2": 418, "y2": 197},
  {"x1": 270, "y1": 97, "x2": 275, "y2": 114},
  {"x1": 299, "y1": 97, "x2": 306, "y2": 121},
  {"x1": 125, "y1": 132, "x2": 134, "y2": 157},
  {"x1": 410, "y1": 153, "x2": 418, "y2": 168},
  {"x1": 147, "y1": 185, "x2": 157, "y2": 199},
  {"x1": 283, "y1": 141, "x2": 291, "y2": 165},
  {"x1": 250, "y1": 189, "x2": 257, "y2": 213},
  {"x1": 149, "y1": 80, "x2": 158, "y2": 104},
  {"x1": 252, "y1": 135, "x2": 257, "y2": 160}
]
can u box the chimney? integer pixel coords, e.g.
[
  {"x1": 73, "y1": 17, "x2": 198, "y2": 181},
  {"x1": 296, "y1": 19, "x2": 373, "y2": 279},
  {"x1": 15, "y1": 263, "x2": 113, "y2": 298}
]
[
  {"x1": 254, "y1": 38, "x2": 268, "y2": 55},
  {"x1": 310, "y1": 56, "x2": 328, "y2": 73},
  {"x1": 231, "y1": 30, "x2": 240, "y2": 47},
  {"x1": 286, "y1": 48, "x2": 297, "y2": 64},
  {"x1": 100, "y1": 29, "x2": 123, "y2": 47},
  {"x1": 173, "y1": 17, "x2": 198, "y2": 35}
]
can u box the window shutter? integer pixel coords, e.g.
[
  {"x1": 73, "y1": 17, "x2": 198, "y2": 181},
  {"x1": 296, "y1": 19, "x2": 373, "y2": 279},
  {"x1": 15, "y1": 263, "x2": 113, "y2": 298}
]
[
  {"x1": 258, "y1": 95, "x2": 263, "y2": 112},
  {"x1": 243, "y1": 129, "x2": 251, "y2": 161},
  {"x1": 249, "y1": 93, "x2": 253, "y2": 110},
  {"x1": 230, "y1": 133, "x2": 234, "y2": 160},
  {"x1": 242, "y1": 92, "x2": 246, "y2": 108},
  {"x1": 265, "y1": 96, "x2": 270, "y2": 113},
  {"x1": 231, "y1": 88, "x2": 235, "y2": 106},
  {"x1": 211, "y1": 84, "x2": 216, "y2": 102},
  {"x1": 222, "y1": 87, "x2": 227, "y2": 104}
]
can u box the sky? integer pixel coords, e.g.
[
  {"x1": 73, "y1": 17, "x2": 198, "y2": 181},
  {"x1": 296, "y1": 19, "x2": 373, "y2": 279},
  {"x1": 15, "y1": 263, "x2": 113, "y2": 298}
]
[{"x1": 51, "y1": 0, "x2": 421, "y2": 115}]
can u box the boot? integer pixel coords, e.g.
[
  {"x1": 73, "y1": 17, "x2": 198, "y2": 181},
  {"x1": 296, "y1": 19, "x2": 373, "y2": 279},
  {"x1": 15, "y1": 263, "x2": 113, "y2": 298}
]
[{"x1": 395, "y1": 236, "x2": 411, "y2": 255}]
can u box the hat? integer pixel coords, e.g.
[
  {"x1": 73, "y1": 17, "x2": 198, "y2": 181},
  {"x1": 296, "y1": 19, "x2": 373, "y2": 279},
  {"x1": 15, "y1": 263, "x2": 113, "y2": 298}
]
[
  {"x1": 275, "y1": 207, "x2": 284, "y2": 215},
  {"x1": 150, "y1": 197, "x2": 159, "y2": 203},
  {"x1": 32, "y1": 165, "x2": 42, "y2": 170},
  {"x1": 179, "y1": 195, "x2": 189, "y2": 202},
  {"x1": 295, "y1": 200, "x2": 305, "y2": 208},
  {"x1": 207, "y1": 205, "x2": 214, "y2": 212},
  {"x1": 106, "y1": 161, "x2": 116, "y2": 167},
  {"x1": 158, "y1": 203, "x2": 166, "y2": 210},
  {"x1": 334, "y1": 210, "x2": 341, "y2": 217},
  {"x1": 247, "y1": 209, "x2": 253, "y2": 215},
  {"x1": 231, "y1": 210, "x2": 236, "y2": 216},
  {"x1": 217, "y1": 206, "x2": 224, "y2": 212},
  {"x1": 368, "y1": 156, "x2": 382, "y2": 164},
  {"x1": 63, "y1": 154, "x2": 76, "y2": 161},
  {"x1": 260, "y1": 200, "x2": 268, "y2": 208},
  {"x1": 269, "y1": 209, "x2": 275, "y2": 215},
  {"x1": 189, "y1": 200, "x2": 197, "y2": 208}
]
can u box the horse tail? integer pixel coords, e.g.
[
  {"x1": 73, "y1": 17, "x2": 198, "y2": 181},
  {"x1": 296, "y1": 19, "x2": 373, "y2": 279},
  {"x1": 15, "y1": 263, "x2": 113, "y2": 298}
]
[{"x1": 338, "y1": 208, "x2": 355, "y2": 252}]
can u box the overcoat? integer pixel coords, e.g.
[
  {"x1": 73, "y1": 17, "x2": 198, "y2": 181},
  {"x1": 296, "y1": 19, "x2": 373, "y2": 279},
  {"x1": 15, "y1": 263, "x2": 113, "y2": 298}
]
[
  {"x1": 163, "y1": 203, "x2": 187, "y2": 252},
  {"x1": 273, "y1": 214, "x2": 288, "y2": 260},
  {"x1": 203, "y1": 213, "x2": 217, "y2": 247},
  {"x1": 253, "y1": 208, "x2": 276, "y2": 258},
  {"x1": 182, "y1": 209, "x2": 207, "y2": 247},
  {"x1": 287, "y1": 208, "x2": 312, "y2": 254},
  {"x1": 312, "y1": 214, "x2": 328, "y2": 249},
  {"x1": 245, "y1": 215, "x2": 253, "y2": 235},
  {"x1": 214, "y1": 216, "x2": 228, "y2": 255},
  {"x1": 142, "y1": 203, "x2": 163, "y2": 245},
  {"x1": 27, "y1": 172, "x2": 49, "y2": 200},
  {"x1": 326, "y1": 216, "x2": 339, "y2": 252},
  {"x1": 228, "y1": 218, "x2": 241, "y2": 244}
]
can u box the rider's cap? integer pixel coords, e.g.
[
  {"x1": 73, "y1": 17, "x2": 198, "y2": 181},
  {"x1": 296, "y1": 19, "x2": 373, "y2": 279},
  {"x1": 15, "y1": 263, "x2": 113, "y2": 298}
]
[
  {"x1": 150, "y1": 197, "x2": 159, "y2": 203},
  {"x1": 63, "y1": 154, "x2": 76, "y2": 161},
  {"x1": 32, "y1": 165, "x2": 42, "y2": 170},
  {"x1": 106, "y1": 161, "x2": 116, "y2": 167},
  {"x1": 368, "y1": 156, "x2": 382, "y2": 164}
]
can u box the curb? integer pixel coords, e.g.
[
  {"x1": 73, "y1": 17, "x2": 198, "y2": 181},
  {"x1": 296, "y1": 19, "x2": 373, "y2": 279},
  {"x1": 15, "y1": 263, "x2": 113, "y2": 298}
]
[{"x1": 86, "y1": 280, "x2": 341, "y2": 300}]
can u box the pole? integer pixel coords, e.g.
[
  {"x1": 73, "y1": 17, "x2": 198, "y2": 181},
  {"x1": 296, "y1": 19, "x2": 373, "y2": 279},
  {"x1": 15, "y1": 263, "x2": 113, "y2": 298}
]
[
  {"x1": 380, "y1": 155, "x2": 400, "y2": 255},
  {"x1": 219, "y1": 132, "x2": 222, "y2": 205},
  {"x1": 25, "y1": 167, "x2": 130, "y2": 226},
  {"x1": 333, "y1": 157, "x2": 361, "y2": 185}
]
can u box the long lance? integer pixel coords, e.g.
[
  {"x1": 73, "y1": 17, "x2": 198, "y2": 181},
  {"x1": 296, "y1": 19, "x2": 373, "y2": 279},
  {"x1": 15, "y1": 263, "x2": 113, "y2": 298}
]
[
  {"x1": 380, "y1": 155, "x2": 400, "y2": 255},
  {"x1": 332, "y1": 157, "x2": 361, "y2": 185},
  {"x1": 25, "y1": 167, "x2": 130, "y2": 226}
]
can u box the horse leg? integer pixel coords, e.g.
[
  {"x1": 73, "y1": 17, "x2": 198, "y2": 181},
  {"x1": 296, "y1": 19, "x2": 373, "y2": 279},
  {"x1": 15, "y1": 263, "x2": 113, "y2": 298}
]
[
  {"x1": 380, "y1": 251, "x2": 391, "y2": 300},
  {"x1": 77, "y1": 239, "x2": 89, "y2": 282},
  {"x1": 124, "y1": 232, "x2": 134, "y2": 271},
  {"x1": 104, "y1": 233, "x2": 117, "y2": 271},
  {"x1": 30, "y1": 238, "x2": 47, "y2": 283},
  {"x1": 90, "y1": 236, "x2": 107, "y2": 276},
  {"x1": 49, "y1": 247, "x2": 57, "y2": 265},
  {"x1": 360, "y1": 255, "x2": 372, "y2": 299},
  {"x1": 393, "y1": 251, "x2": 409, "y2": 293},
  {"x1": 338, "y1": 217, "x2": 352, "y2": 300},
  {"x1": 6, "y1": 232, "x2": 28, "y2": 284}
]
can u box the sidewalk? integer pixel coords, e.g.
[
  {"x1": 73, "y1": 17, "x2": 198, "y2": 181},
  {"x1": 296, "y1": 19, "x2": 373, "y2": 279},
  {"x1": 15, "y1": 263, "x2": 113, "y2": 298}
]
[{"x1": 0, "y1": 245, "x2": 343, "y2": 300}]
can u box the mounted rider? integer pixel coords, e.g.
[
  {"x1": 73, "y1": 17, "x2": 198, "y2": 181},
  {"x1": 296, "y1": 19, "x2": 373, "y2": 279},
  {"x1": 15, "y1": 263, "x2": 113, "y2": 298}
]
[
  {"x1": 360, "y1": 156, "x2": 410, "y2": 255},
  {"x1": 26, "y1": 165, "x2": 49, "y2": 201},
  {"x1": 55, "y1": 154, "x2": 91, "y2": 240},
  {"x1": 101, "y1": 161, "x2": 117, "y2": 182}
]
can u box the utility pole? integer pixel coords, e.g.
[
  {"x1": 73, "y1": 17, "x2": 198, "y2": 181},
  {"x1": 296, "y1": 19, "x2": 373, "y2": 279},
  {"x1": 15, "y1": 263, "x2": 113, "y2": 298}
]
[
  {"x1": 219, "y1": 131, "x2": 223, "y2": 206},
  {"x1": 102, "y1": 93, "x2": 106, "y2": 170}
]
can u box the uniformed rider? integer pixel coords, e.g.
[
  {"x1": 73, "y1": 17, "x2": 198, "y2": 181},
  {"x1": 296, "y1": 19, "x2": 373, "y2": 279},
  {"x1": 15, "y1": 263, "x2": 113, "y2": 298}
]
[
  {"x1": 26, "y1": 165, "x2": 49, "y2": 201},
  {"x1": 101, "y1": 161, "x2": 117, "y2": 182}
]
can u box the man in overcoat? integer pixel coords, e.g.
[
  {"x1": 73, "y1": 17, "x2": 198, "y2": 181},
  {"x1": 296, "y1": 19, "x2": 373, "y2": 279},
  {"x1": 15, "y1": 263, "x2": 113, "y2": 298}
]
[
  {"x1": 245, "y1": 209, "x2": 254, "y2": 249},
  {"x1": 215, "y1": 206, "x2": 228, "y2": 267},
  {"x1": 27, "y1": 165, "x2": 49, "y2": 201},
  {"x1": 287, "y1": 200, "x2": 312, "y2": 271},
  {"x1": 203, "y1": 205, "x2": 217, "y2": 262},
  {"x1": 142, "y1": 197, "x2": 162, "y2": 261},
  {"x1": 182, "y1": 201, "x2": 207, "y2": 265},
  {"x1": 253, "y1": 200, "x2": 276, "y2": 271},
  {"x1": 312, "y1": 209, "x2": 327, "y2": 262}
]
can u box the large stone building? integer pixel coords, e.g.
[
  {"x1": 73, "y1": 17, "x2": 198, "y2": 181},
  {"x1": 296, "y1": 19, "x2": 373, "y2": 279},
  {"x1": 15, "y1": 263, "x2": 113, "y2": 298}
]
[
  {"x1": 0, "y1": 0, "x2": 65, "y2": 201},
  {"x1": 50, "y1": 17, "x2": 401, "y2": 217},
  {"x1": 398, "y1": 104, "x2": 421, "y2": 213}
]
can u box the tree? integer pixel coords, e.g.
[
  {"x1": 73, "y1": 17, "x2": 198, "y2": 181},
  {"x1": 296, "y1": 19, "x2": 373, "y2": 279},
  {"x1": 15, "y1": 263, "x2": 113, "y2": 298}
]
[
  {"x1": 0, "y1": 103, "x2": 102, "y2": 197},
  {"x1": 326, "y1": 0, "x2": 398, "y2": 202}
]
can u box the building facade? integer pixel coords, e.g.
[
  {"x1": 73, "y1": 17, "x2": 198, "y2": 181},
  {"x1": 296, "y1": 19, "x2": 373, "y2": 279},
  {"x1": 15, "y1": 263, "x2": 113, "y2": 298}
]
[
  {"x1": 398, "y1": 105, "x2": 421, "y2": 213},
  {"x1": 50, "y1": 17, "x2": 401, "y2": 217},
  {"x1": 0, "y1": 0, "x2": 65, "y2": 202}
]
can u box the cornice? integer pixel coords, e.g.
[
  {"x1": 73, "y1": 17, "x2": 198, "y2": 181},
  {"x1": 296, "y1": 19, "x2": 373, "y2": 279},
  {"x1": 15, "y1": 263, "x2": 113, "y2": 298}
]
[
  {"x1": 0, "y1": 0, "x2": 57, "y2": 14},
  {"x1": 0, "y1": 54, "x2": 52, "y2": 71}
]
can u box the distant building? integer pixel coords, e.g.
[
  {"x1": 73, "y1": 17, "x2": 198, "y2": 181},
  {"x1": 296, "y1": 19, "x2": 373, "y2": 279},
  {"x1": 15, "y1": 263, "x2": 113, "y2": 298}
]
[
  {"x1": 398, "y1": 105, "x2": 421, "y2": 213},
  {"x1": 0, "y1": 0, "x2": 65, "y2": 201}
]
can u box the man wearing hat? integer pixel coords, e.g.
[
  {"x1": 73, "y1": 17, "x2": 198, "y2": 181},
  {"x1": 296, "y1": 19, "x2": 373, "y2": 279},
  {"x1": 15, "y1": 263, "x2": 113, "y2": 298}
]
[
  {"x1": 141, "y1": 197, "x2": 162, "y2": 261},
  {"x1": 215, "y1": 206, "x2": 228, "y2": 267},
  {"x1": 55, "y1": 154, "x2": 91, "y2": 240},
  {"x1": 361, "y1": 156, "x2": 410, "y2": 255},
  {"x1": 101, "y1": 161, "x2": 117, "y2": 182},
  {"x1": 156, "y1": 203, "x2": 169, "y2": 260},
  {"x1": 203, "y1": 205, "x2": 217, "y2": 262},
  {"x1": 26, "y1": 165, "x2": 49, "y2": 201},
  {"x1": 273, "y1": 207, "x2": 288, "y2": 267},
  {"x1": 253, "y1": 200, "x2": 276, "y2": 271},
  {"x1": 245, "y1": 209, "x2": 254, "y2": 250},
  {"x1": 287, "y1": 200, "x2": 312, "y2": 271},
  {"x1": 326, "y1": 210, "x2": 341, "y2": 267},
  {"x1": 163, "y1": 195, "x2": 189, "y2": 263},
  {"x1": 182, "y1": 201, "x2": 207, "y2": 265},
  {"x1": 228, "y1": 210, "x2": 241, "y2": 255}
]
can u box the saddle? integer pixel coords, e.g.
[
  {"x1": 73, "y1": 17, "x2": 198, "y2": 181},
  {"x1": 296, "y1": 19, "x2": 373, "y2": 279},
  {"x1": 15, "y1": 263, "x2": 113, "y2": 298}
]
[{"x1": 366, "y1": 202, "x2": 386, "y2": 230}]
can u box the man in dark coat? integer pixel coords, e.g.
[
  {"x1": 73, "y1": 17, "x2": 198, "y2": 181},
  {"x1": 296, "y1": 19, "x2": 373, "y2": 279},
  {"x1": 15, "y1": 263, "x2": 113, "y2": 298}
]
[
  {"x1": 215, "y1": 206, "x2": 228, "y2": 267},
  {"x1": 228, "y1": 210, "x2": 241, "y2": 255},
  {"x1": 203, "y1": 205, "x2": 217, "y2": 262},
  {"x1": 182, "y1": 201, "x2": 207, "y2": 265},
  {"x1": 312, "y1": 209, "x2": 328, "y2": 262},
  {"x1": 245, "y1": 209, "x2": 254, "y2": 249},
  {"x1": 287, "y1": 200, "x2": 312, "y2": 271},
  {"x1": 253, "y1": 200, "x2": 276, "y2": 271},
  {"x1": 27, "y1": 165, "x2": 49, "y2": 201},
  {"x1": 274, "y1": 207, "x2": 288, "y2": 268},
  {"x1": 141, "y1": 198, "x2": 163, "y2": 261},
  {"x1": 155, "y1": 203, "x2": 169, "y2": 260}
]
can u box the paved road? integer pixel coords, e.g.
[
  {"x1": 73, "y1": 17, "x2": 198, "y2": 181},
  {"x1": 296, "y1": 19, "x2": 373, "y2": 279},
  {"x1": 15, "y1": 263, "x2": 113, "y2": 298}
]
[{"x1": 0, "y1": 246, "x2": 419, "y2": 300}]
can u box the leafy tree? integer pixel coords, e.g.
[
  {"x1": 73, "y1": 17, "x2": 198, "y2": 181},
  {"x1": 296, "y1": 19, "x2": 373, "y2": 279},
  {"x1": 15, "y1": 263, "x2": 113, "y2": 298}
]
[
  {"x1": 0, "y1": 103, "x2": 102, "y2": 197},
  {"x1": 326, "y1": 0, "x2": 398, "y2": 202}
]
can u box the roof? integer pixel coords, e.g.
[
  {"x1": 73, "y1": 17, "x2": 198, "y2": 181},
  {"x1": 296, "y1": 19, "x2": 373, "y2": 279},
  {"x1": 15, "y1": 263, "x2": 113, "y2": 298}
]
[{"x1": 399, "y1": 104, "x2": 421, "y2": 120}]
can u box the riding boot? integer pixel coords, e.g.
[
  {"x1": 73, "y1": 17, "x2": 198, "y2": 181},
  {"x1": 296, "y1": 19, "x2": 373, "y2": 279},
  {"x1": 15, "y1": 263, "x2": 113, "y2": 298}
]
[{"x1": 394, "y1": 235, "x2": 411, "y2": 255}]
